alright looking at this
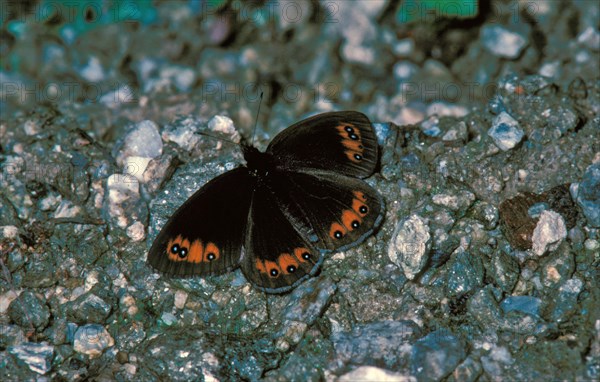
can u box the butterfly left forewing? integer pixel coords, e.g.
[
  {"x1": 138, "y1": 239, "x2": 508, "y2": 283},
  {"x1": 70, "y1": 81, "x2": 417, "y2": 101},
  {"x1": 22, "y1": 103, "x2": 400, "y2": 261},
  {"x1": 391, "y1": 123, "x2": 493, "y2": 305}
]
[{"x1": 147, "y1": 168, "x2": 254, "y2": 277}]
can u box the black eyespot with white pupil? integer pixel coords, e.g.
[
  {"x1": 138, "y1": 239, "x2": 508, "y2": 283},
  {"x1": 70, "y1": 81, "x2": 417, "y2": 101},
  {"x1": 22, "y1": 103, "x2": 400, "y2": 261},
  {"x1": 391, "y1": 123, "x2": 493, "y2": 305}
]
[
  {"x1": 270, "y1": 269, "x2": 279, "y2": 277},
  {"x1": 351, "y1": 220, "x2": 360, "y2": 229},
  {"x1": 287, "y1": 265, "x2": 296, "y2": 273},
  {"x1": 206, "y1": 252, "x2": 216, "y2": 261},
  {"x1": 349, "y1": 133, "x2": 358, "y2": 140},
  {"x1": 170, "y1": 244, "x2": 180, "y2": 254},
  {"x1": 302, "y1": 252, "x2": 311, "y2": 260},
  {"x1": 178, "y1": 248, "x2": 188, "y2": 259},
  {"x1": 334, "y1": 231, "x2": 343, "y2": 239},
  {"x1": 344, "y1": 126, "x2": 353, "y2": 133},
  {"x1": 359, "y1": 206, "x2": 368, "y2": 214},
  {"x1": 354, "y1": 154, "x2": 362, "y2": 160}
]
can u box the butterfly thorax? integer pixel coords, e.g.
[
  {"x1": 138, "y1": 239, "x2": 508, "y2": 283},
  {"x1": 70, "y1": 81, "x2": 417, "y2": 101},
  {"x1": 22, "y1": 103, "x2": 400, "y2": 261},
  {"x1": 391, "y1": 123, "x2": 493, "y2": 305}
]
[{"x1": 242, "y1": 144, "x2": 276, "y2": 177}]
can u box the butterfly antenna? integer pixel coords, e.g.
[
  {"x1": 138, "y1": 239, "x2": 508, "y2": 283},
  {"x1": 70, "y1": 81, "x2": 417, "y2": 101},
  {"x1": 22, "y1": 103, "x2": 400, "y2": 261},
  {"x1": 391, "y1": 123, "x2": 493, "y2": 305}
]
[
  {"x1": 251, "y1": 91, "x2": 264, "y2": 146},
  {"x1": 195, "y1": 130, "x2": 237, "y2": 146}
]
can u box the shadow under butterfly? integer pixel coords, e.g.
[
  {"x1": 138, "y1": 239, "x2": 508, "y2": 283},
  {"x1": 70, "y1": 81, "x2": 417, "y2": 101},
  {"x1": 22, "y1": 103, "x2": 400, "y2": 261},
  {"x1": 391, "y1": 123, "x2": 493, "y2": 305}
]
[{"x1": 147, "y1": 111, "x2": 385, "y2": 293}]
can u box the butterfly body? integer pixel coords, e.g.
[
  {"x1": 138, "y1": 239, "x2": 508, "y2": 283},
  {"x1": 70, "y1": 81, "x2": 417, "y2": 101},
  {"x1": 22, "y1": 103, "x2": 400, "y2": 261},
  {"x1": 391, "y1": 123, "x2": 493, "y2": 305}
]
[
  {"x1": 242, "y1": 145, "x2": 276, "y2": 176},
  {"x1": 148, "y1": 111, "x2": 384, "y2": 293}
]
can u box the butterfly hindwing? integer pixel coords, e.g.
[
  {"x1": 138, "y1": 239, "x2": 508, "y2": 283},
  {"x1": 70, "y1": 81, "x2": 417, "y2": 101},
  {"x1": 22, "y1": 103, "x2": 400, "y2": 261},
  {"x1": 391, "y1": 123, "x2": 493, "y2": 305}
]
[
  {"x1": 147, "y1": 168, "x2": 254, "y2": 277},
  {"x1": 239, "y1": 182, "x2": 322, "y2": 293},
  {"x1": 267, "y1": 111, "x2": 378, "y2": 178},
  {"x1": 271, "y1": 170, "x2": 385, "y2": 252}
]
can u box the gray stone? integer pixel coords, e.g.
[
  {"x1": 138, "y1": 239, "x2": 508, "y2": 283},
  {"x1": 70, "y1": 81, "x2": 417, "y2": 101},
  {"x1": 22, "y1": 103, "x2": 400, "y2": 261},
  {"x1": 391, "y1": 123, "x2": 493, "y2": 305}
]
[
  {"x1": 481, "y1": 25, "x2": 528, "y2": 58},
  {"x1": 22, "y1": 258, "x2": 56, "y2": 288},
  {"x1": 531, "y1": 210, "x2": 567, "y2": 256},
  {"x1": 43, "y1": 318, "x2": 69, "y2": 345},
  {"x1": 411, "y1": 330, "x2": 466, "y2": 382},
  {"x1": 116, "y1": 120, "x2": 163, "y2": 166},
  {"x1": 7, "y1": 291, "x2": 50, "y2": 330},
  {"x1": 420, "y1": 116, "x2": 441, "y2": 137},
  {"x1": 8, "y1": 342, "x2": 54, "y2": 375},
  {"x1": 73, "y1": 324, "x2": 115, "y2": 357},
  {"x1": 490, "y1": 251, "x2": 519, "y2": 293},
  {"x1": 333, "y1": 320, "x2": 421, "y2": 370},
  {"x1": 500, "y1": 296, "x2": 542, "y2": 317},
  {"x1": 432, "y1": 190, "x2": 475, "y2": 212},
  {"x1": 550, "y1": 278, "x2": 584, "y2": 322},
  {"x1": 338, "y1": 366, "x2": 410, "y2": 381},
  {"x1": 388, "y1": 215, "x2": 431, "y2": 279},
  {"x1": 575, "y1": 163, "x2": 600, "y2": 227},
  {"x1": 0, "y1": 324, "x2": 26, "y2": 348},
  {"x1": 468, "y1": 286, "x2": 504, "y2": 329},
  {"x1": 480, "y1": 346, "x2": 514, "y2": 379},
  {"x1": 540, "y1": 245, "x2": 575, "y2": 287},
  {"x1": 546, "y1": 105, "x2": 580, "y2": 135},
  {"x1": 488, "y1": 112, "x2": 524, "y2": 151},
  {"x1": 67, "y1": 293, "x2": 112, "y2": 324},
  {"x1": 161, "y1": 116, "x2": 203, "y2": 151},
  {"x1": 446, "y1": 251, "x2": 485, "y2": 296},
  {"x1": 447, "y1": 356, "x2": 483, "y2": 382},
  {"x1": 577, "y1": 26, "x2": 600, "y2": 51},
  {"x1": 282, "y1": 277, "x2": 336, "y2": 325}
]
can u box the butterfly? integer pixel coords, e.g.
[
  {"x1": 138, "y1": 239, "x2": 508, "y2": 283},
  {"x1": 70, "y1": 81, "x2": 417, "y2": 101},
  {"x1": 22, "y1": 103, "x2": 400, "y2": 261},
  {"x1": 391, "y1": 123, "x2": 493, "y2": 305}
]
[{"x1": 147, "y1": 111, "x2": 385, "y2": 293}]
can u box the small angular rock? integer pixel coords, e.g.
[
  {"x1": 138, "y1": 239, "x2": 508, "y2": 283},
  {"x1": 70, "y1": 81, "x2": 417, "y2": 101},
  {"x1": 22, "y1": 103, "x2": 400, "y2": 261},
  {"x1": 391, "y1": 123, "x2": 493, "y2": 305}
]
[
  {"x1": 388, "y1": 215, "x2": 431, "y2": 279},
  {"x1": 73, "y1": 324, "x2": 115, "y2": 357},
  {"x1": 411, "y1": 330, "x2": 466, "y2": 382},
  {"x1": 531, "y1": 210, "x2": 567, "y2": 256},
  {"x1": 481, "y1": 25, "x2": 528, "y2": 58},
  {"x1": 8, "y1": 342, "x2": 54, "y2": 375},
  {"x1": 488, "y1": 112, "x2": 524, "y2": 151}
]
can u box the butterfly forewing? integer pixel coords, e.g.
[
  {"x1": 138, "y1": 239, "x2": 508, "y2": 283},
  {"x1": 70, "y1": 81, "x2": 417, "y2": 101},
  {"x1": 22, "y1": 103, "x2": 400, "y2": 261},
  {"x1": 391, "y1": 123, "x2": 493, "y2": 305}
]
[
  {"x1": 147, "y1": 168, "x2": 254, "y2": 277},
  {"x1": 267, "y1": 111, "x2": 378, "y2": 178}
]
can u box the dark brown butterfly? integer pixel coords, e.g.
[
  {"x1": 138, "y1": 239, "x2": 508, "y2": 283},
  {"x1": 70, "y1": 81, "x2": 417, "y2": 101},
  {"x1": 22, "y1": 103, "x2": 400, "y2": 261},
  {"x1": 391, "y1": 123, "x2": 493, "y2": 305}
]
[{"x1": 147, "y1": 111, "x2": 384, "y2": 293}]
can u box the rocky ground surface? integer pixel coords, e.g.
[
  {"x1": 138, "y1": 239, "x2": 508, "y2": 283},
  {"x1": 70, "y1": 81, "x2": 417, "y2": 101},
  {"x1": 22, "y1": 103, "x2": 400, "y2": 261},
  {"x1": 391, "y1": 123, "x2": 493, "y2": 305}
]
[{"x1": 0, "y1": 1, "x2": 599, "y2": 381}]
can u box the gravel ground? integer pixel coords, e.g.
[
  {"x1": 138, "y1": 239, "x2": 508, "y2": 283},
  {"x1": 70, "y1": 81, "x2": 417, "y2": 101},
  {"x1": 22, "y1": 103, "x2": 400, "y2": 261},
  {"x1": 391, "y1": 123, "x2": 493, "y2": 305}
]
[{"x1": 0, "y1": 1, "x2": 599, "y2": 381}]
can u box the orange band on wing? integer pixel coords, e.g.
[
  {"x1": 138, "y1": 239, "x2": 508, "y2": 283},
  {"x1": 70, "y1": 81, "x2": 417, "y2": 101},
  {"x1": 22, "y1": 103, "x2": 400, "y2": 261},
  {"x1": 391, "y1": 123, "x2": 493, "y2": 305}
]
[
  {"x1": 351, "y1": 198, "x2": 367, "y2": 216},
  {"x1": 188, "y1": 239, "x2": 204, "y2": 263},
  {"x1": 329, "y1": 222, "x2": 347, "y2": 239},
  {"x1": 204, "y1": 242, "x2": 220, "y2": 262},
  {"x1": 293, "y1": 247, "x2": 312, "y2": 263},
  {"x1": 167, "y1": 235, "x2": 185, "y2": 261},
  {"x1": 277, "y1": 253, "x2": 299, "y2": 274},
  {"x1": 353, "y1": 191, "x2": 367, "y2": 202},
  {"x1": 341, "y1": 209, "x2": 362, "y2": 231}
]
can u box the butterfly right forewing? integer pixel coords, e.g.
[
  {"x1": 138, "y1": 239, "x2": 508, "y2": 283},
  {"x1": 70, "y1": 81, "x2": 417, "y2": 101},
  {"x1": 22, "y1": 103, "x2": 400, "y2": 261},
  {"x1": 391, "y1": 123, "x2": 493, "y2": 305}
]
[{"x1": 267, "y1": 111, "x2": 378, "y2": 178}]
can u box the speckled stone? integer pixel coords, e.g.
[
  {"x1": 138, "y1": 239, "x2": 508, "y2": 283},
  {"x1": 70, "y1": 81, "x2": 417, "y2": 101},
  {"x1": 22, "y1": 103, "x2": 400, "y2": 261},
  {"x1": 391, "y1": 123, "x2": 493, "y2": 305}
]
[
  {"x1": 7, "y1": 291, "x2": 50, "y2": 330},
  {"x1": 531, "y1": 210, "x2": 567, "y2": 256},
  {"x1": 576, "y1": 162, "x2": 600, "y2": 227},
  {"x1": 410, "y1": 330, "x2": 466, "y2": 382},
  {"x1": 338, "y1": 366, "x2": 410, "y2": 381},
  {"x1": 73, "y1": 324, "x2": 115, "y2": 358},
  {"x1": 481, "y1": 25, "x2": 528, "y2": 58},
  {"x1": 66, "y1": 292, "x2": 112, "y2": 324},
  {"x1": 488, "y1": 112, "x2": 524, "y2": 151},
  {"x1": 8, "y1": 342, "x2": 54, "y2": 375},
  {"x1": 332, "y1": 320, "x2": 421, "y2": 370},
  {"x1": 388, "y1": 215, "x2": 431, "y2": 280}
]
